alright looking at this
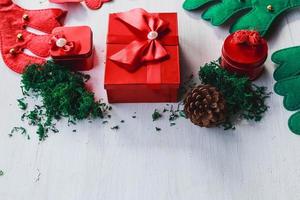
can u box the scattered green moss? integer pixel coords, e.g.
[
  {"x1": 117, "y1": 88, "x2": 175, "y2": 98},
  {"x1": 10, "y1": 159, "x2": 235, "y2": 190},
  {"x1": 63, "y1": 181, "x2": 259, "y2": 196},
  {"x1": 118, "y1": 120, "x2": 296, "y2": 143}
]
[
  {"x1": 152, "y1": 109, "x2": 162, "y2": 121},
  {"x1": 17, "y1": 98, "x2": 27, "y2": 110},
  {"x1": 155, "y1": 127, "x2": 161, "y2": 131},
  {"x1": 11, "y1": 127, "x2": 27, "y2": 135},
  {"x1": 111, "y1": 125, "x2": 119, "y2": 130},
  {"x1": 36, "y1": 123, "x2": 47, "y2": 141},
  {"x1": 10, "y1": 127, "x2": 29, "y2": 139}
]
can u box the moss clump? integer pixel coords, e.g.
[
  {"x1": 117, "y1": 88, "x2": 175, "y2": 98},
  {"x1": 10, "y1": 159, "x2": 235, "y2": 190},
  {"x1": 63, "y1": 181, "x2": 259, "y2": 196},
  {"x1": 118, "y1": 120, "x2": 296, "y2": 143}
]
[
  {"x1": 199, "y1": 61, "x2": 270, "y2": 130},
  {"x1": 19, "y1": 61, "x2": 111, "y2": 141}
]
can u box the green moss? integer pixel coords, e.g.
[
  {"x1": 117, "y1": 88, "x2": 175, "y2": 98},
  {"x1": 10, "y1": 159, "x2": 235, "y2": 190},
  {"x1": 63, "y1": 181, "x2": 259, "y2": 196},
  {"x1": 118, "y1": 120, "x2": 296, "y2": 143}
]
[
  {"x1": 152, "y1": 109, "x2": 162, "y2": 121},
  {"x1": 17, "y1": 98, "x2": 27, "y2": 110},
  {"x1": 18, "y1": 61, "x2": 110, "y2": 140},
  {"x1": 199, "y1": 61, "x2": 270, "y2": 129}
]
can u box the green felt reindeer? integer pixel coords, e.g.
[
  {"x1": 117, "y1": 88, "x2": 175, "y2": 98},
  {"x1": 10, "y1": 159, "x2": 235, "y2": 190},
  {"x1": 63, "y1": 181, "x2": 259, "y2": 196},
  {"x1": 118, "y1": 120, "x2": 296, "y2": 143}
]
[{"x1": 183, "y1": 0, "x2": 300, "y2": 36}]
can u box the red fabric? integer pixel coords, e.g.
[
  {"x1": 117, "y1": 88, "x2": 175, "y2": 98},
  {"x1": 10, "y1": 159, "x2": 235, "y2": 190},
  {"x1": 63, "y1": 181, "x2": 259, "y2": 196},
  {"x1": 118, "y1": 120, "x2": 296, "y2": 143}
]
[
  {"x1": 232, "y1": 30, "x2": 262, "y2": 46},
  {"x1": 49, "y1": 0, "x2": 111, "y2": 10},
  {"x1": 84, "y1": 0, "x2": 111, "y2": 10},
  {"x1": 0, "y1": 1, "x2": 66, "y2": 73},
  {"x1": 109, "y1": 8, "x2": 170, "y2": 72}
]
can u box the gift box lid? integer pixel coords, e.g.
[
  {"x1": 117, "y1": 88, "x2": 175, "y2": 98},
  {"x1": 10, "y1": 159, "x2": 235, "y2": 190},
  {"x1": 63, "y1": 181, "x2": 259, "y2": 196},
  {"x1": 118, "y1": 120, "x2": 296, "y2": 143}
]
[
  {"x1": 222, "y1": 31, "x2": 268, "y2": 69},
  {"x1": 50, "y1": 26, "x2": 93, "y2": 59},
  {"x1": 105, "y1": 11, "x2": 180, "y2": 89}
]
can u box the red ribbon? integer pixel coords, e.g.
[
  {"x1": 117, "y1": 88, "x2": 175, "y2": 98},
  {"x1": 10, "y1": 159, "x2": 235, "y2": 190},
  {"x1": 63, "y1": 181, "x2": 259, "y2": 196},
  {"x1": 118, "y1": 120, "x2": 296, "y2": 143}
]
[
  {"x1": 50, "y1": 34, "x2": 75, "y2": 53},
  {"x1": 109, "y1": 8, "x2": 170, "y2": 72},
  {"x1": 0, "y1": 0, "x2": 12, "y2": 5},
  {"x1": 232, "y1": 30, "x2": 262, "y2": 46}
]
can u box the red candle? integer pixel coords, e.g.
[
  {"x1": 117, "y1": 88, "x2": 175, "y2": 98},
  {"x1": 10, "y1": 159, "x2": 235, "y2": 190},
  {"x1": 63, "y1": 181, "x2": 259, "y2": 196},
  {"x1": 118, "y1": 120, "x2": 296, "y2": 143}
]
[{"x1": 221, "y1": 30, "x2": 268, "y2": 80}]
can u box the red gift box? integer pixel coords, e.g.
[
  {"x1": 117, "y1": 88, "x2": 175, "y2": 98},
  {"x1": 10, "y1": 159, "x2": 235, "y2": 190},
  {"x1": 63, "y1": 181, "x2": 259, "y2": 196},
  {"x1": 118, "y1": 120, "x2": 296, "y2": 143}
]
[
  {"x1": 221, "y1": 30, "x2": 268, "y2": 80},
  {"x1": 104, "y1": 9, "x2": 180, "y2": 103},
  {"x1": 50, "y1": 26, "x2": 94, "y2": 71}
]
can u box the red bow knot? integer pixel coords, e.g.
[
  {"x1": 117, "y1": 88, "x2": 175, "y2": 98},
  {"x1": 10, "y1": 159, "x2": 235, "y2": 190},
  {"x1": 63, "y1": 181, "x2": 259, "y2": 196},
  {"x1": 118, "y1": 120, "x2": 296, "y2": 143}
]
[
  {"x1": 109, "y1": 8, "x2": 170, "y2": 72},
  {"x1": 233, "y1": 30, "x2": 262, "y2": 46},
  {"x1": 50, "y1": 34, "x2": 75, "y2": 53}
]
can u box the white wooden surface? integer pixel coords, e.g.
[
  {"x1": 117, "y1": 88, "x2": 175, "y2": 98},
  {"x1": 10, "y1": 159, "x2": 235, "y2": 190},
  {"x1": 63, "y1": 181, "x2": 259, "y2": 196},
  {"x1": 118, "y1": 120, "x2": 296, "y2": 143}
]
[{"x1": 1, "y1": 0, "x2": 300, "y2": 199}]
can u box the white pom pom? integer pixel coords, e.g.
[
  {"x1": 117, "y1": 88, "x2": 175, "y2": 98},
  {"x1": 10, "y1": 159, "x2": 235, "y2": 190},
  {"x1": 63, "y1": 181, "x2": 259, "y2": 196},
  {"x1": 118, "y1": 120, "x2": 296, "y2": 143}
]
[
  {"x1": 56, "y1": 38, "x2": 67, "y2": 48},
  {"x1": 147, "y1": 31, "x2": 158, "y2": 40}
]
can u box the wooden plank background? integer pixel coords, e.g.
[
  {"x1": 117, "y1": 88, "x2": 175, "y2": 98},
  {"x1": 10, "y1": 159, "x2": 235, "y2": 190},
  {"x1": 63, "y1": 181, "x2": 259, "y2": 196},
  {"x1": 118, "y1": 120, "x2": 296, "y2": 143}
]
[{"x1": 1, "y1": 0, "x2": 300, "y2": 199}]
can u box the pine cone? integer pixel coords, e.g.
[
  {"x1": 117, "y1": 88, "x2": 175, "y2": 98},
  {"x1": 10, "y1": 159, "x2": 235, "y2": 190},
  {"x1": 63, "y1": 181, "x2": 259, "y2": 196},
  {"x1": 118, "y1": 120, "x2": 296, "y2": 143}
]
[{"x1": 184, "y1": 85, "x2": 227, "y2": 127}]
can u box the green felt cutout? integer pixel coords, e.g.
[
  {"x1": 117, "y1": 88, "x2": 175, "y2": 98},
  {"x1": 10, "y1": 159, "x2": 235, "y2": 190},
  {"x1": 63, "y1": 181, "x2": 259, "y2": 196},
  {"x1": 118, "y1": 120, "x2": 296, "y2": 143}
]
[
  {"x1": 272, "y1": 46, "x2": 300, "y2": 135},
  {"x1": 274, "y1": 76, "x2": 300, "y2": 111},
  {"x1": 183, "y1": 0, "x2": 300, "y2": 36},
  {"x1": 183, "y1": 0, "x2": 215, "y2": 10},
  {"x1": 272, "y1": 46, "x2": 300, "y2": 81},
  {"x1": 289, "y1": 112, "x2": 300, "y2": 135}
]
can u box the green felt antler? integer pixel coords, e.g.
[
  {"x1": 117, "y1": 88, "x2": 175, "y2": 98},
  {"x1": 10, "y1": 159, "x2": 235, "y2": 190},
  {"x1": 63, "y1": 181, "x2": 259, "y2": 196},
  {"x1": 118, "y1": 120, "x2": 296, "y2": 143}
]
[
  {"x1": 289, "y1": 112, "x2": 300, "y2": 134},
  {"x1": 274, "y1": 76, "x2": 300, "y2": 111},
  {"x1": 183, "y1": 0, "x2": 300, "y2": 36},
  {"x1": 272, "y1": 46, "x2": 300, "y2": 135},
  {"x1": 272, "y1": 46, "x2": 300, "y2": 81}
]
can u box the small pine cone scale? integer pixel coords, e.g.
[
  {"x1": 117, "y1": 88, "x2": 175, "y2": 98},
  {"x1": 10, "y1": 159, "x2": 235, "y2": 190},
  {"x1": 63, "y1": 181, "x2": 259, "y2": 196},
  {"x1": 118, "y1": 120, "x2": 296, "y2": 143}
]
[{"x1": 184, "y1": 85, "x2": 227, "y2": 127}]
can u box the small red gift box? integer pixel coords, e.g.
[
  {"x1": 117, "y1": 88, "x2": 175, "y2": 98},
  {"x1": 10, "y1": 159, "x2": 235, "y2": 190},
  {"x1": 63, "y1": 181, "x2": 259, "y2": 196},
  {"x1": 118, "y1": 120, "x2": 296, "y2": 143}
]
[
  {"x1": 50, "y1": 26, "x2": 93, "y2": 71},
  {"x1": 221, "y1": 30, "x2": 268, "y2": 80},
  {"x1": 104, "y1": 9, "x2": 180, "y2": 103}
]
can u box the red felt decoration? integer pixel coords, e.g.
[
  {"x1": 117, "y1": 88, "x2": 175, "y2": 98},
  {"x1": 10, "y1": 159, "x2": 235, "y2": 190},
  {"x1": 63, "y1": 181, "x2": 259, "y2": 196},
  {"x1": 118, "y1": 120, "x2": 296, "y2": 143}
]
[
  {"x1": 0, "y1": 0, "x2": 66, "y2": 73},
  {"x1": 85, "y1": 0, "x2": 111, "y2": 10},
  {"x1": 49, "y1": 0, "x2": 111, "y2": 10},
  {"x1": 232, "y1": 30, "x2": 262, "y2": 46}
]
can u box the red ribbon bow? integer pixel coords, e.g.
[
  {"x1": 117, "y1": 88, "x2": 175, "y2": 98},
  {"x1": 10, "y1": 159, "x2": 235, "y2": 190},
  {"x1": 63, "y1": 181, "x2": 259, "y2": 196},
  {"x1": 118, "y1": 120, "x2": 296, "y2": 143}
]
[
  {"x1": 109, "y1": 8, "x2": 170, "y2": 72},
  {"x1": 50, "y1": 34, "x2": 75, "y2": 53},
  {"x1": 232, "y1": 30, "x2": 262, "y2": 46}
]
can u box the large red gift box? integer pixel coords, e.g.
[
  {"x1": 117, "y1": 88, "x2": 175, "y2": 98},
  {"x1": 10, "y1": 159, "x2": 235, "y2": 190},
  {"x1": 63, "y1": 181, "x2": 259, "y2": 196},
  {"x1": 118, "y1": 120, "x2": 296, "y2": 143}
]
[{"x1": 104, "y1": 9, "x2": 180, "y2": 103}]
